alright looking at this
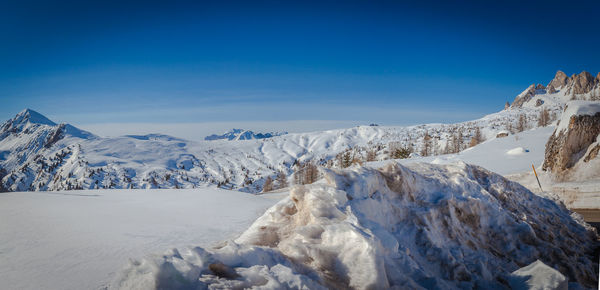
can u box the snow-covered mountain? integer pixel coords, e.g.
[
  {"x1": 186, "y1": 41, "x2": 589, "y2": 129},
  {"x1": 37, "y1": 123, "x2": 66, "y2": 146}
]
[
  {"x1": 0, "y1": 71, "x2": 596, "y2": 193},
  {"x1": 510, "y1": 70, "x2": 600, "y2": 109},
  {"x1": 204, "y1": 128, "x2": 287, "y2": 141}
]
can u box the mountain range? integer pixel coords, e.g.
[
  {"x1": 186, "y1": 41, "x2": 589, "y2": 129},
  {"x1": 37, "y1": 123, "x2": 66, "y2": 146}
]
[
  {"x1": 204, "y1": 128, "x2": 287, "y2": 141},
  {"x1": 1, "y1": 71, "x2": 598, "y2": 193}
]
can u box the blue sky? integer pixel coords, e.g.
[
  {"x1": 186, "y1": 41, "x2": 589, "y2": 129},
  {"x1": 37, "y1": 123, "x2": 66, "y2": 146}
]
[{"x1": 1, "y1": 0, "x2": 599, "y2": 136}]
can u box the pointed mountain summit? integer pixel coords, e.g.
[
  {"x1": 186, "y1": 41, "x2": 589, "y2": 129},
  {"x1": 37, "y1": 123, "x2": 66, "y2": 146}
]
[
  {"x1": 1, "y1": 109, "x2": 95, "y2": 140},
  {"x1": 9, "y1": 108, "x2": 56, "y2": 126},
  {"x1": 547, "y1": 70, "x2": 569, "y2": 91}
]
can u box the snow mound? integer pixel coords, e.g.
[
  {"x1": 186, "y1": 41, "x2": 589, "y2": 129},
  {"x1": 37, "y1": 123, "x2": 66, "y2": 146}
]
[
  {"x1": 508, "y1": 260, "x2": 567, "y2": 290},
  {"x1": 112, "y1": 162, "x2": 598, "y2": 289},
  {"x1": 506, "y1": 147, "x2": 529, "y2": 155}
]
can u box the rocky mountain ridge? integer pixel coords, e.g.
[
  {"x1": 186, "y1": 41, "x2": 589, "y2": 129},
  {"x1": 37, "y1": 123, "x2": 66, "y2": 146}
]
[
  {"x1": 511, "y1": 70, "x2": 600, "y2": 108},
  {"x1": 204, "y1": 128, "x2": 287, "y2": 141}
]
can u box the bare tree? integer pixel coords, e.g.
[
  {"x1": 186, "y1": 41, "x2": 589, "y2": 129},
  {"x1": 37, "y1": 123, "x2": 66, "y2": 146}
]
[
  {"x1": 537, "y1": 107, "x2": 550, "y2": 127},
  {"x1": 262, "y1": 176, "x2": 273, "y2": 192},
  {"x1": 420, "y1": 131, "x2": 432, "y2": 156},
  {"x1": 366, "y1": 148, "x2": 377, "y2": 162},
  {"x1": 276, "y1": 170, "x2": 287, "y2": 189},
  {"x1": 468, "y1": 127, "x2": 483, "y2": 147},
  {"x1": 517, "y1": 114, "x2": 527, "y2": 132}
]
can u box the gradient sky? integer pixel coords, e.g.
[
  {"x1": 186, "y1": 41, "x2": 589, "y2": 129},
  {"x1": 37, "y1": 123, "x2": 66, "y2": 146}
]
[{"x1": 1, "y1": 0, "x2": 599, "y2": 137}]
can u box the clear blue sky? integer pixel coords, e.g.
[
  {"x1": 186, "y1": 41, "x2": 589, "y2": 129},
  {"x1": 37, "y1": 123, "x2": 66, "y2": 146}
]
[{"x1": 1, "y1": 0, "x2": 599, "y2": 129}]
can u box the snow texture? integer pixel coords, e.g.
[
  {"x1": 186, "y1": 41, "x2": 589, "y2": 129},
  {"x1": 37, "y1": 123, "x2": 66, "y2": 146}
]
[
  {"x1": 508, "y1": 260, "x2": 568, "y2": 290},
  {"x1": 113, "y1": 162, "x2": 599, "y2": 289},
  {"x1": 0, "y1": 187, "x2": 285, "y2": 290}
]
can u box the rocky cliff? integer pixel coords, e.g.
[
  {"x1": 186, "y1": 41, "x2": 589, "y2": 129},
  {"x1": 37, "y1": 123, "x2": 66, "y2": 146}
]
[{"x1": 542, "y1": 101, "x2": 600, "y2": 181}]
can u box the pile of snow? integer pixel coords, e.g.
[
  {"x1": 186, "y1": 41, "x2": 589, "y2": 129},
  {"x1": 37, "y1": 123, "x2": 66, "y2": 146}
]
[
  {"x1": 112, "y1": 162, "x2": 598, "y2": 289},
  {"x1": 506, "y1": 147, "x2": 529, "y2": 156},
  {"x1": 508, "y1": 260, "x2": 568, "y2": 290}
]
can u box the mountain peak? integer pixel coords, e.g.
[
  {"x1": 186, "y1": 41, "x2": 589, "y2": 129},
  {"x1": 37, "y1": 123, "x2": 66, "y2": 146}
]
[
  {"x1": 14, "y1": 108, "x2": 57, "y2": 126},
  {"x1": 547, "y1": 70, "x2": 569, "y2": 90},
  {"x1": 205, "y1": 128, "x2": 287, "y2": 141}
]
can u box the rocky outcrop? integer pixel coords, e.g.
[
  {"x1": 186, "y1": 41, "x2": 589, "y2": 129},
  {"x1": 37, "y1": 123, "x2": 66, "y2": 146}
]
[
  {"x1": 535, "y1": 99, "x2": 544, "y2": 107},
  {"x1": 566, "y1": 71, "x2": 596, "y2": 96},
  {"x1": 546, "y1": 70, "x2": 569, "y2": 93},
  {"x1": 543, "y1": 111, "x2": 600, "y2": 179},
  {"x1": 511, "y1": 84, "x2": 536, "y2": 108},
  {"x1": 504, "y1": 101, "x2": 510, "y2": 110}
]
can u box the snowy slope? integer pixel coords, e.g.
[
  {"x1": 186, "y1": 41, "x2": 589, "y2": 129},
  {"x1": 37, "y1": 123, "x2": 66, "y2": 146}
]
[
  {"x1": 1, "y1": 71, "x2": 596, "y2": 193},
  {"x1": 113, "y1": 163, "x2": 598, "y2": 289},
  {"x1": 0, "y1": 106, "x2": 561, "y2": 193},
  {"x1": 369, "y1": 126, "x2": 555, "y2": 176},
  {"x1": 0, "y1": 187, "x2": 286, "y2": 290}
]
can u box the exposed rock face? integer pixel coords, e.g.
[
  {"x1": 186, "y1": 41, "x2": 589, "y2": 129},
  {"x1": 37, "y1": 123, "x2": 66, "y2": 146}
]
[
  {"x1": 504, "y1": 101, "x2": 510, "y2": 110},
  {"x1": 535, "y1": 83, "x2": 546, "y2": 90},
  {"x1": 535, "y1": 99, "x2": 544, "y2": 107},
  {"x1": 566, "y1": 71, "x2": 596, "y2": 96},
  {"x1": 496, "y1": 132, "x2": 509, "y2": 138},
  {"x1": 511, "y1": 84, "x2": 536, "y2": 108},
  {"x1": 543, "y1": 112, "x2": 600, "y2": 179},
  {"x1": 547, "y1": 85, "x2": 557, "y2": 94},
  {"x1": 547, "y1": 70, "x2": 569, "y2": 91}
]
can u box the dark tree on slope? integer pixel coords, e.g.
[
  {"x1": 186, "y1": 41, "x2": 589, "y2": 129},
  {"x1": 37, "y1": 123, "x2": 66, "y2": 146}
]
[
  {"x1": 366, "y1": 149, "x2": 377, "y2": 162},
  {"x1": 389, "y1": 142, "x2": 412, "y2": 159}
]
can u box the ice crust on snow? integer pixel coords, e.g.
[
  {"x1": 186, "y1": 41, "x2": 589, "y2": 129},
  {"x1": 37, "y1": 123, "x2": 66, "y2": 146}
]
[{"x1": 112, "y1": 162, "x2": 598, "y2": 289}]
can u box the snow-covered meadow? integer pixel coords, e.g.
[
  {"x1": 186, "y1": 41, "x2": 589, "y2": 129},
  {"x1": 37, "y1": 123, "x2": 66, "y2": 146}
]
[{"x1": 0, "y1": 188, "x2": 285, "y2": 290}]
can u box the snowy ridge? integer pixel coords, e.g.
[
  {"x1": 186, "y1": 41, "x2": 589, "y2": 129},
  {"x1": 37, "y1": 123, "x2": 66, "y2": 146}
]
[
  {"x1": 0, "y1": 71, "x2": 593, "y2": 193},
  {"x1": 112, "y1": 162, "x2": 598, "y2": 289},
  {"x1": 0, "y1": 105, "x2": 561, "y2": 193}
]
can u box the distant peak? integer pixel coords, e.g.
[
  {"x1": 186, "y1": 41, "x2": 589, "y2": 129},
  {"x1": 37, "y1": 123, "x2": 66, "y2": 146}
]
[
  {"x1": 205, "y1": 128, "x2": 287, "y2": 141},
  {"x1": 547, "y1": 70, "x2": 569, "y2": 89},
  {"x1": 13, "y1": 108, "x2": 56, "y2": 126}
]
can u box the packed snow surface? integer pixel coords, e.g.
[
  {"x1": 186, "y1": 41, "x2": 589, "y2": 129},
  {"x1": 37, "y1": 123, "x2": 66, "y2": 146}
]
[
  {"x1": 113, "y1": 162, "x2": 598, "y2": 289},
  {"x1": 0, "y1": 188, "x2": 285, "y2": 290}
]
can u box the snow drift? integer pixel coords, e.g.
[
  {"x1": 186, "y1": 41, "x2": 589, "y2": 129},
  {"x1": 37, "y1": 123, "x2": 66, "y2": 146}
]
[{"x1": 112, "y1": 162, "x2": 598, "y2": 289}]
